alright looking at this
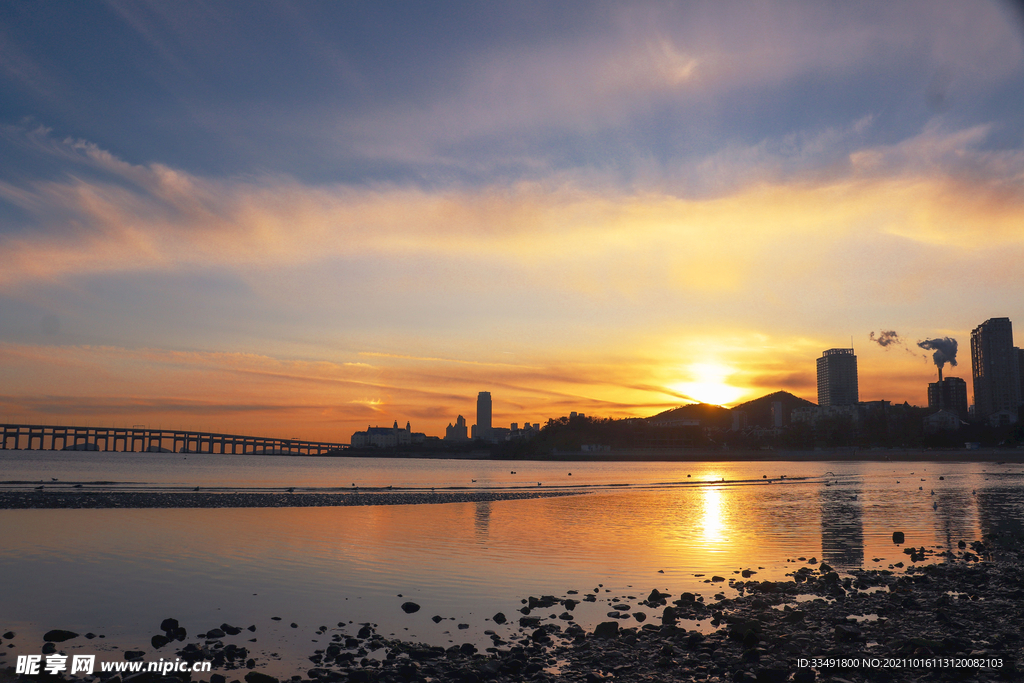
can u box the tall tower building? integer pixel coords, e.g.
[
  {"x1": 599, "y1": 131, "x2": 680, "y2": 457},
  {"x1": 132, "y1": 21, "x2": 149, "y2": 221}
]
[
  {"x1": 970, "y1": 318, "x2": 1021, "y2": 419},
  {"x1": 476, "y1": 391, "x2": 492, "y2": 438},
  {"x1": 816, "y1": 348, "x2": 858, "y2": 406},
  {"x1": 927, "y1": 376, "x2": 969, "y2": 419}
]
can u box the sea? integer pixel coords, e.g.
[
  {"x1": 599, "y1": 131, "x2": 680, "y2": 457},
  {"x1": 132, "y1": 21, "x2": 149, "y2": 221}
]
[{"x1": 2, "y1": 450, "x2": 1024, "y2": 677}]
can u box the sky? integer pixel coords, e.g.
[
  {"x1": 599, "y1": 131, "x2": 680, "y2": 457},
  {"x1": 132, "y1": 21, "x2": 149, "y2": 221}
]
[{"x1": 1, "y1": 1, "x2": 1023, "y2": 442}]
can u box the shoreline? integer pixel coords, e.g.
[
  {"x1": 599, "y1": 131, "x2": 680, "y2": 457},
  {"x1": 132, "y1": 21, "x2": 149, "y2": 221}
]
[
  {"x1": 4, "y1": 536, "x2": 1022, "y2": 682},
  {"x1": 0, "y1": 489, "x2": 583, "y2": 510}
]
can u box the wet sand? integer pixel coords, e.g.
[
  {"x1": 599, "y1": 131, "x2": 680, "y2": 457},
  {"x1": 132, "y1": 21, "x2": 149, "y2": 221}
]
[
  {"x1": 4, "y1": 536, "x2": 1023, "y2": 681},
  {"x1": 0, "y1": 489, "x2": 581, "y2": 509}
]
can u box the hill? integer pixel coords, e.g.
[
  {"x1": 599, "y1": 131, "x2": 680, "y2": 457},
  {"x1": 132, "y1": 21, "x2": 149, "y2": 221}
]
[
  {"x1": 730, "y1": 390, "x2": 816, "y2": 427},
  {"x1": 648, "y1": 403, "x2": 733, "y2": 430}
]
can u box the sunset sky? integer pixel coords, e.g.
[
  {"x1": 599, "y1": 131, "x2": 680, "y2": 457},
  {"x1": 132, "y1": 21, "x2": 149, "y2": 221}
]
[{"x1": 2, "y1": 1, "x2": 1023, "y2": 441}]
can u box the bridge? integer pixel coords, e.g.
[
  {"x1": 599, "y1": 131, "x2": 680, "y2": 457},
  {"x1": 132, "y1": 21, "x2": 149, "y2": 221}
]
[{"x1": 0, "y1": 424, "x2": 348, "y2": 456}]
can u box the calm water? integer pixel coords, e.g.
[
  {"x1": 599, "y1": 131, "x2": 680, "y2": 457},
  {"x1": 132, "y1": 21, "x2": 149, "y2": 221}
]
[{"x1": 2, "y1": 451, "x2": 1024, "y2": 677}]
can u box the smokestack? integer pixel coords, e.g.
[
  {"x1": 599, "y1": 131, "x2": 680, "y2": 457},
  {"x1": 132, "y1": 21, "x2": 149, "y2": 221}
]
[{"x1": 918, "y1": 337, "x2": 958, "y2": 376}]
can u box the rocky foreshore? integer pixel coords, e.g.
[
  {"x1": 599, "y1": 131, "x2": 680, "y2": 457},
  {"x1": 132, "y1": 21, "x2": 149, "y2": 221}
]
[
  {"x1": 4, "y1": 536, "x2": 1023, "y2": 683},
  {"x1": 0, "y1": 490, "x2": 581, "y2": 509}
]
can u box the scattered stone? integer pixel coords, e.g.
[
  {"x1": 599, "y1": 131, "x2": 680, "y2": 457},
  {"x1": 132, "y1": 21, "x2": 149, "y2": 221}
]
[
  {"x1": 592, "y1": 622, "x2": 619, "y2": 639},
  {"x1": 244, "y1": 672, "x2": 279, "y2": 683},
  {"x1": 492, "y1": 612, "x2": 506, "y2": 624},
  {"x1": 400, "y1": 601, "x2": 421, "y2": 614},
  {"x1": 43, "y1": 630, "x2": 78, "y2": 642}
]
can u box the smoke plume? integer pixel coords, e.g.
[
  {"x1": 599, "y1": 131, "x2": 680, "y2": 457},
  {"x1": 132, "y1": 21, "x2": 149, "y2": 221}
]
[
  {"x1": 917, "y1": 337, "x2": 958, "y2": 371},
  {"x1": 869, "y1": 330, "x2": 903, "y2": 348}
]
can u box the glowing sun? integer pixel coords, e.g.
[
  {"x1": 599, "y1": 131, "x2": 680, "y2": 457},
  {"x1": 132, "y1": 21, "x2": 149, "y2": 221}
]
[{"x1": 671, "y1": 362, "x2": 746, "y2": 406}]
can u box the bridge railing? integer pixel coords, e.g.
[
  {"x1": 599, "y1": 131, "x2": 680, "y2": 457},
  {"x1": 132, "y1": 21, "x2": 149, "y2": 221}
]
[{"x1": 0, "y1": 424, "x2": 348, "y2": 455}]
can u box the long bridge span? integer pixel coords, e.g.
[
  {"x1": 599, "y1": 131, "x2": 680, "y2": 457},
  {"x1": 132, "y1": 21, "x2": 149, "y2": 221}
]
[{"x1": 0, "y1": 424, "x2": 348, "y2": 456}]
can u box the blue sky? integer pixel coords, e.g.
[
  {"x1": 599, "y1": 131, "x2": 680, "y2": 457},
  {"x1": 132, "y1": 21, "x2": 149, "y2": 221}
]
[{"x1": 1, "y1": 1, "x2": 1023, "y2": 439}]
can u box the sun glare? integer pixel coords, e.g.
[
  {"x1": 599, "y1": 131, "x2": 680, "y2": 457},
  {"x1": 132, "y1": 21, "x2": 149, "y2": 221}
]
[{"x1": 672, "y1": 362, "x2": 745, "y2": 406}]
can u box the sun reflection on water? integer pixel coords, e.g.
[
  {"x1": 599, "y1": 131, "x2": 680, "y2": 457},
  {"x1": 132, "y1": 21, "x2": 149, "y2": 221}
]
[{"x1": 699, "y1": 484, "x2": 728, "y2": 546}]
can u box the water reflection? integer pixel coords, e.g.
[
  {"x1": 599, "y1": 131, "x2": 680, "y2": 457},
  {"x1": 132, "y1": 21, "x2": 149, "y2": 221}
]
[
  {"x1": 699, "y1": 485, "x2": 726, "y2": 544},
  {"x1": 474, "y1": 500, "x2": 491, "y2": 542},
  {"x1": 819, "y1": 485, "x2": 863, "y2": 569},
  {"x1": 934, "y1": 489, "x2": 975, "y2": 555}
]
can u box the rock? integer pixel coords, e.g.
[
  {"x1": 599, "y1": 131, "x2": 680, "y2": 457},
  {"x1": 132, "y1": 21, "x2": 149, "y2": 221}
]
[
  {"x1": 160, "y1": 618, "x2": 179, "y2": 632},
  {"x1": 893, "y1": 531, "x2": 905, "y2": 544},
  {"x1": 207, "y1": 628, "x2": 226, "y2": 638},
  {"x1": 401, "y1": 602, "x2": 421, "y2": 614},
  {"x1": 43, "y1": 629, "x2": 79, "y2": 642},
  {"x1": 151, "y1": 634, "x2": 170, "y2": 649},
  {"x1": 124, "y1": 650, "x2": 145, "y2": 660},
  {"x1": 221, "y1": 623, "x2": 243, "y2": 635},
  {"x1": 432, "y1": 615, "x2": 443, "y2": 623},
  {"x1": 1, "y1": 631, "x2": 13, "y2": 639},
  {"x1": 457, "y1": 623, "x2": 468, "y2": 629},
  {"x1": 244, "y1": 672, "x2": 280, "y2": 683},
  {"x1": 527, "y1": 595, "x2": 560, "y2": 609},
  {"x1": 592, "y1": 622, "x2": 619, "y2": 639},
  {"x1": 42, "y1": 642, "x2": 57, "y2": 654},
  {"x1": 633, "y1": 612, "x2": 647, "y2": 622},
  {"x1": 492, "y1": 612, "x2": 506, "y2": 624}
]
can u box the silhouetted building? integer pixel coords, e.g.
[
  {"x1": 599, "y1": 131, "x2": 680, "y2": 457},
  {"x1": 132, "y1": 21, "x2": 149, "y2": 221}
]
[
  {"x1": 351, "y1": 420, "x2": 425, "y2": 447},
  {"x1": 927, "y1": 376, "x2": 969, "y2": 419},
  {"x1": 816, "y1": 348, "x2": 858, "y2": 406},
  {"x1": 472, "y1": 391, "x2": 492, "y2": 440},
  {"x1": 1019, "y1": 347, "x2": 1024, "y2": 410},
  {"x1": 970, "y1": 318, "x2": 1021, "y2": 420},
  {"x1": 771, "y1": 400, "x2": 786, "y2": 428},
  {"x1": 445, "y1": 415, "x2": 468, "y2": 441},
  {"x1": 924, "y1": 409, "x2": 961, "y2": 434}
]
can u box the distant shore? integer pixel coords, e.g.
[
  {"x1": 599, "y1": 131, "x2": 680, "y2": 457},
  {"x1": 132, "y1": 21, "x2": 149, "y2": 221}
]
[
  {"x1": 342, "y1": 447, "x2": 1024, "y2": 462},
  {"x1": 0, "y1": 489, "x2": 582, "y2": 510}
]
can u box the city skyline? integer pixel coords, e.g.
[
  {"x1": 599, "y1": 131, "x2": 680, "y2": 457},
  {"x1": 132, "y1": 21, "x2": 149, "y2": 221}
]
[{"x1": 1, "y1": 3, "x2": 1023, "y2": 440}]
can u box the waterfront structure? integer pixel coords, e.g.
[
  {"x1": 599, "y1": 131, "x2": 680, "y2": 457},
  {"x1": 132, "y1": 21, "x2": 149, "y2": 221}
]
[
  {"x1": 1, "y1": 423, "x2": 346, "y2": 454},
  {"x1": 927, "y1": 376, "x2": 969, "y2": 420},
  {"x1": 473, "y1": 391, "x2": 492, "y2": 439},
  {"x1": 923, "y1": 409, "x2": 961, "y2": 434},
  {"x1": 350, "y1": 420, "x2": 426, "y2": 448},
  {"x1": 445, "y1": 415, "x2": 469, "y2": 441},
  {"x1": 816, "y1": 348, "x2": 859, "y2": 406},
  {"x1": 970, "y1": 317, "x2": 1021, "y2": 421}
]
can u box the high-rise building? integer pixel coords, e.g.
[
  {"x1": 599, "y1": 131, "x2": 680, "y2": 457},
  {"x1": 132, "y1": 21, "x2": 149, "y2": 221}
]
[
  {"x1": 970, "y1": 318, "x2": 1021, "y2": 419},
  {"x1": 816, "y1": 348, "x2": 858, "y2": 406},
  {"x1": 927, "y1": 376, "x2": 969, "y2": 419},
  {"x1": 474, "y1": 391, "x2": 492, "y2": 439},
  {"x1": 445, "y1": 415, "x2": 468, "y2": 441}
]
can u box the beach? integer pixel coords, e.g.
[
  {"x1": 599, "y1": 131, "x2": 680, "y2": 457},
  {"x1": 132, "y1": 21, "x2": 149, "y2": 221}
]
[
  {"x1": 4, "y1": 532, "x2": 1022, "y2": 682},
  {"x1": 3, "y1": 455, "x2": 1024, "y2": 682}
]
